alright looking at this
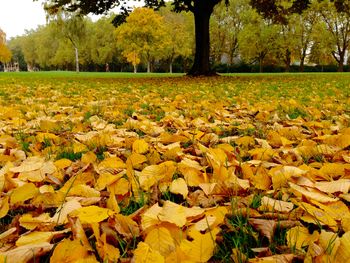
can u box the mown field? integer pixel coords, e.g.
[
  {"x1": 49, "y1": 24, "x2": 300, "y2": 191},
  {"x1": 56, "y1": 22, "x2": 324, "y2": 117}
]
[{"x1": 1, "y1": 72, "x2": 350, "y2": 262}]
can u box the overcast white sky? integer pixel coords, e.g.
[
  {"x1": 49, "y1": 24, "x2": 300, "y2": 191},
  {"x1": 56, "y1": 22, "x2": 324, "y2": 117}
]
[
  {"x1": 0, "y1": 0, "x2": 144, "y2": 40},
  {"x1": 0, "y1": 0, "x2": 47, "y2": 39}
]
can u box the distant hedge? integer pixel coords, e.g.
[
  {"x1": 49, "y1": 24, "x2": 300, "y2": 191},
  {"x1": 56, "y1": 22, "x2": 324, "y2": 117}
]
[{"x1": 213, "y1": 63, "x2": 350, "y2": 73}]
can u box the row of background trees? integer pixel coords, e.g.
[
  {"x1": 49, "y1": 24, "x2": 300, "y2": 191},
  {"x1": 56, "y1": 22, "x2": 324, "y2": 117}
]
[{"x1": 3, "y1": 0, "x2": 350, "y2": 73}]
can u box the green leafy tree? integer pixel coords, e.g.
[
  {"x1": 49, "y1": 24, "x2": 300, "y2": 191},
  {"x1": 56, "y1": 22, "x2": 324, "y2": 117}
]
[
  {"x1": 115, "y1": 8, "x2": 168, "y2": 73},
  {"x1": 315, "y1": 0, "x2": 350, "y2": 72},
  {"x1": 8, "y1": 37, "x2": 27, "y2": 71},
  {"x1": 238, "y1": 9, "x2": 279, "y2": 72},
  {"x1": 20, "y1": 30, "x2": 40, "y2": 71},
  {"x1": 274, "y1": 21, "x2": 298, "y2": 72},
  {"x1": 210, "y1": 0, "x2": 248, "y2": 65},
  {"x1": 289, "y1": 4, "x2": 319, "y2": 72},
  {"x1": 88, "y1": 16, "x2": 118, "y2": 70},
  {"x1": 39, "y1": 0, "x2": 316, "y2": 76},
  {"x1": 159, "y1": 7, "x2": 193, "y2": 73},
  {"x1": 51, "y1": 13, "x2": 88, "y2": 72},
  {"x1": 35, "y1": 24, "x2": 59, "y2": 69}
]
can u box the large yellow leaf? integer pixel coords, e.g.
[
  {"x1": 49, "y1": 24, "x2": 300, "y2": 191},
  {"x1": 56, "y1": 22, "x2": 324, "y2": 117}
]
[
  {"x1": 289, "y1": 182, "x2": 338, "y2": 203},
  {"x1": 139, "y1": 162, "x2": 177, "y2": 190},
  {"x1": 169, "y1": 178, "x2": 188, "y2": 198},
  {"x1": 318, "y1": 230, "x2": 340, "y2": 258},
  {"x1": 191, "y1": 215, "x2": 216, "y2": 232},
  {"x1": 67, "y1": 184, "x2": 100, "y2": 197},
  {"x1": 81, "y1": 151, "x2": 97, "y2": 164},
  {"x1": 19, "y1": 213, "x2": 53, "y2": 230},
  {"x1": 32, "y1": 191, "x2": 65, "y2": 208},
  {"x1": 54, "y1": 158, "x2": 72, "y2": 169},
  {"x1": 141, "y1": 203, "x2": 163, "y2": 231},
  {"x1": 145, "y1": 227, "x2": 176, "y2": 256},
  {"x1": 98, "y1": 157, "x2": 125, "y2": 171},
  {"x1": 16, "y1": 232, "x2": 53, "y2": 246},
  {"x1": 299, "y1": 202, "x2": 337, "y2": 230},
  {"x1": 270, "y1": 165, "x2": 307, "y2": 189},
  {"x1": 133, "y1": 242, "x2": 165, "y2": 263},
  {"x1": 0, "y1": 242, "x2": 53, "y2": 263},
  {"x1": 206, "y1": 147, "x2": 228, "y2": 168},
  {"x1": 335, "y1": 231, "x2": 350, "y2": 262},
  {"x1": 248, "y1": 148, "x2": 277, "y2": 161},
  {"x1": 251, "y1": 167, "x2": 271, "y2": 190},
  {"x1": 109, "y1": 177, "x2": 129, "y2": 195},
  {"x1": 50, "y1": 238, "x2": 98, "y2": 263},
  {"x1": 113, "y1": 214, "x2": 140, "y2": 238},
  {"x1": 315, "y1": 179, "x2": 350, "y2": 194},
  {"x1": 139, "y1": 165, "x2": 161, "y2": 191},
  {"x1": 286, "y1": 226, "x2": 318, "y2": 251},
  {"x1": 70, "y1": 205, "x2": 113, "y2": 224},
  {"x1": 10, "y1": 183, "x2": 38, "y2": 205},
  {"x1": 165, "y1": 247, "x2": 190, "y2": 262},
  {"x1": 18, "y1": 170, "x2": 45, "y2": 182},
  {"x1": 181, "y1": 167, "x2": 205, "y2": 187},
  {"x1": 180, "y1": 231, "x2": 216, "y2": 262},
  {"x1": 128, "y1": 152, "x2": 148, "y2": 166},
  {"x1": 133, "y1": 139, "x2": 149, "y2": 154},
  {"x1": 259, "y1": 196, "x2": 294, "y2": 213},
  {"x1": 191, "y1": 206, "x2": 228, "y2": 232},
  {"x1": 10, "y1": 157, "x2": 44, "y2": 173},
  {"x1": 95, "y1": 172, "x2": 123, "y2": 191},
  {"x1": 310, "y1": 200, "x2": 350, "y2": 221},
  {"x1": 0, "y1": 196, "x2": 9, "y2": 218},
  {"x1": 158, "y1": 201, "x2": 187, "y2": 227},
  {"x1": 91, "y1": 223, "x2": 120, "y2": 262},
  {"x1": 51, "y1": 199, "x2": 82, "y2": 225},
  {"x1": 319, "y1": 163, "x2": 350, "y2": 179},
  {"x1": 98, "y1": 233, "x2": 120, "y2": 262}
]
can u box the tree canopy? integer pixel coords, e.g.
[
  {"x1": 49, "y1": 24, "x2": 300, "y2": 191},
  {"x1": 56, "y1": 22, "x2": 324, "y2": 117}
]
[
  {"x1": 38, "y1": 0, "x2": 347, "y2": 75},
  {"x1": 0, "y1": 28, "x2": 12, "y2": 65},
  {"x1": 37, "y1": 0, "x2": 312, "y2": 75}
]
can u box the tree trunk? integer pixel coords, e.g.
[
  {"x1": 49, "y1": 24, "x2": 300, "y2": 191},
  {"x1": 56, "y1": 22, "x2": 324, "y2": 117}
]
[
  {"x1": 74, "y1": 46, "x2": 79, "y2": 73},
  {"x1": 258, "y1": 52, "x2": 265, "y2": 73},
  {"x1": 133, "y1": 64, "x2": 137, "y2": 73},
  {"x1": 299, "y1": 57, "x2": 305, "y2": 72},
  {"x1": 285, "y1": 49, "x2": 291, "y2": 72},
  {"x1": 188, "y1": 0, "x2": 218, "y2": 76},
  {"x1": 147, "y1": 61, "x2": 151, "y2": 73},
  {"x1": 169, "y1": 61, "x2": 173, "y2": 74},
  {"x1": 338, "y1": 56, "x2": 344, "y2": 72}
]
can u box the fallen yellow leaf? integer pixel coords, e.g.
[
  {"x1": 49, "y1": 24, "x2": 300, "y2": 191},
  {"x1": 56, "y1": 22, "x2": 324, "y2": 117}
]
[
  {"x1": 133, "y1": 242, "x2": 164, "y2": 263},
  {"x1": 10, "y1": 183, "x2": 38, "y2": 205},
  {"x1": 133, "y1": 139, "x2": 149, "y2": 154},
  {"x1": 145, "y1": 227, "x2": 176, "y2": 256},
  {"x1": 169, "y1": 178, "x2": 188, "y2": 198},
  {"x1": 70, "y1": 205, "x2": 113, "y2": 224}
]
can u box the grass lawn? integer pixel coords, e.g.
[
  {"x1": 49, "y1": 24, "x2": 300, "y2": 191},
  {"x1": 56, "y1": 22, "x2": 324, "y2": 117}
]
[{"x1": 0, "y1": 72, "x2": 350, "y2": 262}]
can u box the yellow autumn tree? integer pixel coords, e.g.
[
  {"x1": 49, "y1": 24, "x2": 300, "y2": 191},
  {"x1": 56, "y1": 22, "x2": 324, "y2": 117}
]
[
  {"x1": 115, "y1": 8, "x2": 168, "y2": 73},
  {"x1": 0, "y1": 28, "x2": 11, "y2": 65},
  {"x1": 0, "y1": 28, "x2": 6, "y2": 44},
  {"x1": 124, "y1": 50, "x2": 141, "y2": 73},
  {"x1": 0, "y1": 44, "x2": 12, "y2": 64}
]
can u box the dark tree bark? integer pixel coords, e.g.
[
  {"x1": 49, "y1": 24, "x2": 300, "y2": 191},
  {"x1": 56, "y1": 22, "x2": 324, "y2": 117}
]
[
  {"x1": 332, "y1": 50, "x2": 345, "y2": 72},
  {"x1": 299, "y1": 49, "x2": 307, "y2": 72},
  {"x1": 284, "y1": 49, "x2": 291, "y2": 72},
  {"x1": 187, "y1": 0, "x2": 220, "y2": 76}
]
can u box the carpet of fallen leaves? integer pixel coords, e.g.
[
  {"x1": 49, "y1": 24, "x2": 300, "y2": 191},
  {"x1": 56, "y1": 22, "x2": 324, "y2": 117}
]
[{"x1": 1, "y1": 73, "x2": 350, "y2": 263}]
